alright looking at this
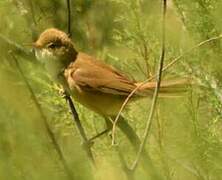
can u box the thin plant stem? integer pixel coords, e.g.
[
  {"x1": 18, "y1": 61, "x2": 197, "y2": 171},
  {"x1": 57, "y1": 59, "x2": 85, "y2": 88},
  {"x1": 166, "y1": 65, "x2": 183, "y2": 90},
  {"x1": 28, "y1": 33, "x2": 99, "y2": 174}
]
[
  {"x1": 64, "y1": 0, "x2": 95, "y2": 164},
  {"x1": 105, "y1": 118, "x2": 134, "y2": 180},
  {"x1": 153, "y1": 35, "x2": 222, "y2": 80},
  {"x1": 130, "y1": 0, "x2": 167, "y2": 171},
  {"x1": 66, "y1": 0, "x2": 72, "y2": 37},
  {"x1": 65, "y1": 95, "x2": 95, "y2": 164}
]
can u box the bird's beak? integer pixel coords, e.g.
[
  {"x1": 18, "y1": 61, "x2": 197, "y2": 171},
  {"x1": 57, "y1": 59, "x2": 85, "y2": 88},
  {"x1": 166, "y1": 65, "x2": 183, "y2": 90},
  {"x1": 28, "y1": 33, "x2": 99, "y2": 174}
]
[
  {"x1": 32, "y1": 42, "x2": 41, "y2": 49},
  {"x1": 22, "y1": 42, "x2": 42, "y2": 50}
]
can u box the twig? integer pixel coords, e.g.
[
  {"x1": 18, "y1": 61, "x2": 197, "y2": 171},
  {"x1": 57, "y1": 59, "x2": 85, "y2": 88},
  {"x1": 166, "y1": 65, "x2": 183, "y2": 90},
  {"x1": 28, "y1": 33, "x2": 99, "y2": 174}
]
[
  {"x1": 110, "y1": 116, "x2": 162, "y2": 179},
  {"x1": 130, "y1": 0, "x2": 167, "y2": 170},
  {"x1": 111, "y1": 85, "x2": 141, "y2": 145},
  {"x1": 88, "y1": 128, "x2": 110, "y2": 142},
  {"x1": 66, "y1": 0, "x2": 72, "y2": 37},
  {"x1": 64, "y1": 0, "x2": 95, "y2": 164},
  {"x1": 105, "y1": 118, "x2": 135, "y2": 180},
  {"x1": 150, "y1": 34, "x2": 222, "y2": 81},
  {"x1": 111, "y1": 33, "x2": 222, "y2": 143},
  {"x1": 10, "y1": 53, "x2": 74, "y2": 180},
  {"x1": 65, "y1": 95, "x2": 95, "y2": 163}
]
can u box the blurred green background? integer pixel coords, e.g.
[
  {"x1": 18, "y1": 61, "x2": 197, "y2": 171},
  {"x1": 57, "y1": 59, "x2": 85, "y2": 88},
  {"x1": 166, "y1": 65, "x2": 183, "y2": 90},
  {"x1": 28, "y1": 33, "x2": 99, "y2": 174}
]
[{"x1": 0, "y1": 0, "x2": 222, "y2": 179}]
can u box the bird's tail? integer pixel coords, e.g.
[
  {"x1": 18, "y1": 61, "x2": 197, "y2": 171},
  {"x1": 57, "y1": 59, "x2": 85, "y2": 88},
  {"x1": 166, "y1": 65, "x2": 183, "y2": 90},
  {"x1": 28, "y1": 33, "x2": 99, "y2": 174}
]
[{"x1": 135, "y1": 79, "x2": 190, "y2": 97}]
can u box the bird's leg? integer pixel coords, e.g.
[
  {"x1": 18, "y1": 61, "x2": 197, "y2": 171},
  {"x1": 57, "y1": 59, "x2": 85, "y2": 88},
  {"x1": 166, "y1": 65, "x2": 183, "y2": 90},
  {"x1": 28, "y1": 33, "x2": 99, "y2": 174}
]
[
  {"x1": 87, "y1": 118, "x2": 113, "y2": 144},
  {"x1": 59, "y1": 89, "x2": 69, "y2": 100},
  {"x1": 88, "y1": 128, "x2": 111, "y2": 142},
  {"x1": 54, "y1": 84, "x2": 68, "y2": 98},
  {"x1": 80, "y1": 128, "x2": 110, "y2": 149}
]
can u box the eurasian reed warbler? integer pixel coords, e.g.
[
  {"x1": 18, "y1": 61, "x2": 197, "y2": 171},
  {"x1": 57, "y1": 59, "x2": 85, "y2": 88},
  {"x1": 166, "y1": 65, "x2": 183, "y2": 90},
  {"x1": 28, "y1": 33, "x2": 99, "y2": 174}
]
[{"x1": 34, "y1": 28, "x2": 187, "y2": 117}]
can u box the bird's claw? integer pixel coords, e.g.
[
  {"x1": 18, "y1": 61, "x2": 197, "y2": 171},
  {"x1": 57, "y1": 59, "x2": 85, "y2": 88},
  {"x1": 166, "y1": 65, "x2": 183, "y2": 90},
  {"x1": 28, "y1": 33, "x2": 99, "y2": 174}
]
[{"x1": 57, "y1": 88, "x2": 70, "y2": 101}]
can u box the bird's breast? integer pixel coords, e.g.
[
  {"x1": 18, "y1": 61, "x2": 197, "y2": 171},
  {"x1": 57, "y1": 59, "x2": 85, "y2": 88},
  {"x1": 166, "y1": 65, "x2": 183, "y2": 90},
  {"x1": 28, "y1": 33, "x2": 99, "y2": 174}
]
[{"x1": 63, "y1": 69, "x2": 125, "y2": 116}]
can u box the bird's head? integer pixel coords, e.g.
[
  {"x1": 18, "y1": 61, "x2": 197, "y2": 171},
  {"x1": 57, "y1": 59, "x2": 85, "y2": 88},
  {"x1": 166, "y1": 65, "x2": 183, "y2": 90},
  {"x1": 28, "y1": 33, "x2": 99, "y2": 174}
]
[
  {"x1": 33, "y1": 28, "x2": 77, "y2": 79},
  {"x1": 34, "y1": 28, "x2": 77, "y2": 64}
]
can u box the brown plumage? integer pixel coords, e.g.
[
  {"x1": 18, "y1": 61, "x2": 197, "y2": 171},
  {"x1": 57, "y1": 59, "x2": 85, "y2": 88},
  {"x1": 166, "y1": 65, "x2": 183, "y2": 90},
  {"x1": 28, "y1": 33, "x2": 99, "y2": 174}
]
[{"x1": 34, "y1": 28, "x2": 188, "y2": 116}]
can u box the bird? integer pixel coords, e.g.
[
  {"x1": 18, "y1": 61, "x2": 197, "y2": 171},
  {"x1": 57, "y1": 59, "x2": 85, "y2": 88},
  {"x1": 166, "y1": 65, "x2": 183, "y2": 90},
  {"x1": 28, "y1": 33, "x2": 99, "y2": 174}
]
[{"x1": 34, "y1": 28, "x2": 188, "y2": 117}]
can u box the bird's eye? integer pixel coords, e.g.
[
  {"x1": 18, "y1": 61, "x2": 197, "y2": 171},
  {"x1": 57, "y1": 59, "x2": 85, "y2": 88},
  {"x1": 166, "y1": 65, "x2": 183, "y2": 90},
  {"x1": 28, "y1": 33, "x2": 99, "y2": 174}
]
[{"x1": 47, "y1": 43, "x2": 57, "y2": 49}]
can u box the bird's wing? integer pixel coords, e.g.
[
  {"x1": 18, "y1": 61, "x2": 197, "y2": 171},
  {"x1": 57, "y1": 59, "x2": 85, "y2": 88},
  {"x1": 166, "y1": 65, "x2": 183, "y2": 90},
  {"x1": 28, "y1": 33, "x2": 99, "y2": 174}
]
[{"x1": 67, "y1": 53, "x2": 137, "y2": 96}]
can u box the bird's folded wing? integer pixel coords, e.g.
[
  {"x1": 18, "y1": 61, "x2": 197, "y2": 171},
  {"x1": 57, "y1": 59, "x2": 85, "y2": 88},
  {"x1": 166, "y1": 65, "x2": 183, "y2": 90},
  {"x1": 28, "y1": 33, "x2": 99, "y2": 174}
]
[{"x1": 70, "y1": 57, "x2": 137, "y2": 96}]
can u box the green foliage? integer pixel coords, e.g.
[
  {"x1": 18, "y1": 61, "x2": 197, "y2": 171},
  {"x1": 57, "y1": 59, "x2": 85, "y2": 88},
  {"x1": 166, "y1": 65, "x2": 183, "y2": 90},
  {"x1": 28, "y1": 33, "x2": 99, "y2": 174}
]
[{"x1": 0, "y1": 0, "x2": 222, "y2": 180}]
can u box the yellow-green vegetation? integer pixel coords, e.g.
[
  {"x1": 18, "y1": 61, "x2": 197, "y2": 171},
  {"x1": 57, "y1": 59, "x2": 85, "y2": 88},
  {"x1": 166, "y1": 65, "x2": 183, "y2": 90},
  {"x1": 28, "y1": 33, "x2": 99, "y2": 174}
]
[{"x1": 0, "y1": 0, "x2": 222, "y2": 180}]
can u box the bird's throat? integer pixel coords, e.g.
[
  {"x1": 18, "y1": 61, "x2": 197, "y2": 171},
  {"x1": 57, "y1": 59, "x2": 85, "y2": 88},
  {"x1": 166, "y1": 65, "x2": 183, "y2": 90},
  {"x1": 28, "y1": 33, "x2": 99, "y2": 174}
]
[
  {"x1": 44, "y1": 57, "x2": 65, "y2": 81},
  {"x1": 36, "y1": 49, "x2": 67, "y2": 82}
]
